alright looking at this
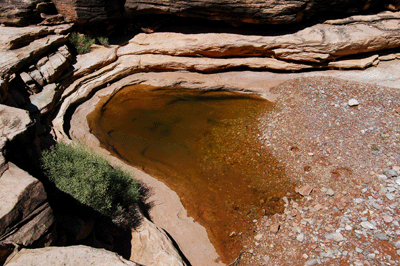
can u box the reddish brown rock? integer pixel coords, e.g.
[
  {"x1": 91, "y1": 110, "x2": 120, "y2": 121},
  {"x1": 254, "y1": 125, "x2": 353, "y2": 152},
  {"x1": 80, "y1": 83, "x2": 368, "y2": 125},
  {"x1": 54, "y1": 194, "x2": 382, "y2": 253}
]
[
  {"x1": 270, "y1": 223, "x2": 281, "y2": 234},
  {"x1": 296, "y1": 185, "x2": 313, "y2": 197}
]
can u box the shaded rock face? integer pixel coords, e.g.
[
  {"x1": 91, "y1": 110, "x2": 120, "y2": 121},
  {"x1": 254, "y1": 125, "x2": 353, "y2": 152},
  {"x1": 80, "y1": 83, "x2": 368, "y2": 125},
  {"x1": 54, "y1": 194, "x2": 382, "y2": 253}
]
[
  {"x1": 0, "y1": 0, "x2": 56, "y2": 26},
  {"x1": 51, "y1": 0, "x2": 388, "y2": 25},
  {"x1": 51, "y1": 0, "x2": 125, "y2": 24},
  {"x1": 124, "y1": 0, "x2": 378, "y2": 24}
]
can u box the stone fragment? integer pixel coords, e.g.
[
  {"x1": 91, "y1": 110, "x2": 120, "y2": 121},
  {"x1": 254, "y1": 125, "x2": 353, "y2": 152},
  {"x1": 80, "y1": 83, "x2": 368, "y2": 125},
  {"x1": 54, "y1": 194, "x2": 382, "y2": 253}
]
[
  {"x1": 296, "y1": 233, "x2": 305, "y2": 242},
  {"x1": 305, "y1": 259, "x2": 319, "y2": 266},
  {"x1": 313, "y1": 203, "x2": 323, "y2": 211},
  {"x1": 270, "y1": 223, "x2": 280, "y2": 234},
  {"x1": 28, "y1": 83, "x2": 58, "y2": 115},
  {"x1": 382, "y1": 215, "x2": 393, "y2": 223},
  {"x1": 332, "y1": 232, "x2": 344, "y2": 242},
  {"x1": 38, "y1": 52, "x2": 68, "y2": 83},
  {"x1": 297, "y1": 185, "x2": 313, "y2": 197},
  {"x1": 329, "y1": 55, "x2": 379, "y2": 70},
  {"x1": 384, "y1": 169, "x2": 398, "y2": 178},
  {"x1": 28, "y1": 69, "x2": 45, "y2": 87},
  {"x1": 254, "y1": 234, "x2": 263, "y2": 241},
  {"x1": 58, "y1": 45, "x2": 72, "y2": 62},
  {"x1": 394, "y1": 240, "x2": 400, "y2": 249},
  {"x1": 374, "y1": 233, "x2": 389, "y2": 241},
  {"x1": 396, "y1": 107, "x2": 400, "y2": 114},
  {"x1": 326, "y1": 188, "x2": 335, "y2": 196},
  {"x1": 360, "y1": 221, "x2": 376, "y2": 230},
  {"x1": 6, "y1": 246, "x2": 140, "y2": 266},
  {"x1": 348, "y1": 99, "x2": 360, "y2": 106}
]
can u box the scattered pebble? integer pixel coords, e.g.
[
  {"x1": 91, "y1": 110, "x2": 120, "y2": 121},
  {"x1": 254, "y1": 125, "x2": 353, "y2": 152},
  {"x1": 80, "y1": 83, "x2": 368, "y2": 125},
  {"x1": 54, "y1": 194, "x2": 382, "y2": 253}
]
[
  {"x1": 297, "y1": 185, "x2": 313, "y2": 197},
  {"x1": 348, "y1": 99, "x2": 359, "y2": 106}
]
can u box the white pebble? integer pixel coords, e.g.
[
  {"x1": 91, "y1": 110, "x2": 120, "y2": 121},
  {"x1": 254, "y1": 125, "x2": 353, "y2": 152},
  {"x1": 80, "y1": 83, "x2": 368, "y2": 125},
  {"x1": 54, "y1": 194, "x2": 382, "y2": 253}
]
[{"x1": 348, "y1": 99, "x2": 359, "y2": 106}]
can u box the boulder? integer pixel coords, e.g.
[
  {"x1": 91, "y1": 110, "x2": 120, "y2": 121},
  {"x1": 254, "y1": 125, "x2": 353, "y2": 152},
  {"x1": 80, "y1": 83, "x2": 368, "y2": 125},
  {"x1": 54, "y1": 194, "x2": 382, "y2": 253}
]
[
  {"x1": 28, "y1": 83, "x2": 58, "y2": 115},
  {"x1": 0, "y1": 163, "x2": 56, "y2": 247},
  {"x1": 130, "y1": 214, "x2": 187, "y2": 266},
  {"x1": 38, "y1": 52, "x2": 69, "y2": 83},
  {"x1": 5, "y1": 245, "x2": 140, "y2": 266}
]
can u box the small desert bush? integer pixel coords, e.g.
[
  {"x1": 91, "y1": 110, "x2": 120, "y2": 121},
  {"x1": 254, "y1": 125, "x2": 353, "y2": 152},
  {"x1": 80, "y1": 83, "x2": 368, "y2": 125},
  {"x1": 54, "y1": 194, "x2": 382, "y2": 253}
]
[
  {"x1": 69, "y1": 32, "x2": 95, "y2": 54},
  {"x1": 97, "y1": 36, "x2": 109, "y2": 47},
  {"x1": 41, "y1": 142, "x2": 139, "y2": 227}
]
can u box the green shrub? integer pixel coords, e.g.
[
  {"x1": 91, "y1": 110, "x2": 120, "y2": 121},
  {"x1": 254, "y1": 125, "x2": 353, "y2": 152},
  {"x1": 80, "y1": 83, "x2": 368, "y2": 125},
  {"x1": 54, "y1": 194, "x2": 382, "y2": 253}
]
[
  {"x1": 41, "y1": 142, "x2": 139, "y2": 227},
  {"x1": 97, "y1": 36, "x2": 109, "y2": 47},
  {"x1": 69, "y1": 32, "x2": 95, "y2": 54}
]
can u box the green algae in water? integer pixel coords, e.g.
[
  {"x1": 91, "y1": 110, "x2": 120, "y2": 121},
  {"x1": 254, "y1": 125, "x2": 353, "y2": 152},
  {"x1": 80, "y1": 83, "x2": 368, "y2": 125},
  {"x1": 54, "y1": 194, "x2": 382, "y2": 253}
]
[{"x1": 88, "y1": 85, "x2": 296, "y2": 264}]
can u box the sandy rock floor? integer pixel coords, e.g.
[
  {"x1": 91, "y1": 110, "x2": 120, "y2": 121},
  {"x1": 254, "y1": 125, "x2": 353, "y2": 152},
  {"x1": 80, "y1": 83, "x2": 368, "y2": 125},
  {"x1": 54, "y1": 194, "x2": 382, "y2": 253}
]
[{"x1": 237, "y1": 77, "x2": 400, "y2": 266}]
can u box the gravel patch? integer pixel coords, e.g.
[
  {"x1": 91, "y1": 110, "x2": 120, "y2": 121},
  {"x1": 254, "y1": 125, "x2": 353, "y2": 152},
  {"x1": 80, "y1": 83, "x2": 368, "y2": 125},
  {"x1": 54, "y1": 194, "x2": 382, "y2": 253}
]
[{"x1": 237, "y1": 77, "x2": 400, "y2": 266}]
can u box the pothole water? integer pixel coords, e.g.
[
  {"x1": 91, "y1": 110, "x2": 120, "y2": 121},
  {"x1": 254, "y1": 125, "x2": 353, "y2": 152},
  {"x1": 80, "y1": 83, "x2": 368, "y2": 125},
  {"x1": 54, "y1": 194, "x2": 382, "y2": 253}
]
[{"x1": 87, "y1": 84, "x2": 296, "y2": 264}]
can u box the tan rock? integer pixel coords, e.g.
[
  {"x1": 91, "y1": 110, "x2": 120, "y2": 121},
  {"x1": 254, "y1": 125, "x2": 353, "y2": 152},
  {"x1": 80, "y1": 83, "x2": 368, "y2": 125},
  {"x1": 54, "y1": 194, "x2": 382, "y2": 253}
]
[
  {"x1": 5, "y1": 245, "x2": 140, "y2": 266},
  {"x1": 29, "y1": 83, "x2": 58, "y2": 115},
  {"x1": 297, "y1": 185, "x2": 313, "y2": 197},
  {"x1": 270, "y1": 223, "x2": 281, "y2": 234},
  {"x1": 0, "y1": 34, "x2": 69, "y2": 81},
  {"x1": 0, "y1": 163, "x2": 56, "y2": 247},
  {"x1": 38, "y1": 52, "x2": 69, "y2": 83},
  {"x1": 0, "y1": 24, "x2": 72, "y2": 50},
  {"x1": 119, "y1": 12, "x2": 400, "y2": 63},
  {"x1": 130, "y1": 214, "x2": 187, "y2": 266},
  {"x1": 328, "y1": 55, "x2": 379, "y2": 69}
]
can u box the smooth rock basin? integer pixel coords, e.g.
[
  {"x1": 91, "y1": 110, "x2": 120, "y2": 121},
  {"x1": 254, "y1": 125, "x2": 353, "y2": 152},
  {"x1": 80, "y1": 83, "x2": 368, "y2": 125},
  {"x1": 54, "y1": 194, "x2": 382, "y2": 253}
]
[{"x1": 87, "y1": 84, "x2": 297, "y2": 264}]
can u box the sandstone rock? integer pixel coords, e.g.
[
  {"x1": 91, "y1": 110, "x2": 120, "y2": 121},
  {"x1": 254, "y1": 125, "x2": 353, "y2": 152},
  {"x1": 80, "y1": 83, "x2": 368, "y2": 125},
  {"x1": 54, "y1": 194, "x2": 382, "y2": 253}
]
[
  {"x1": 19, "y1": 72, "x2": 40, "y2": 94},
  {"x1": 38, "y1": 52, "x2": 69, "y2": 83},
  {"x1": 0, "y1": 24, "x2": 73, "y2": 50},
  {"x1": 0, "y1": 163, "x2": 55, "y2": 245},
  {"x1": 0, "y1": 0, "x2": 42, "y2": 26},
  {"x1": 54, "y1": 0, "x2": 381, "y2": 25},
  {"x1": 119, "y1": 12, "x2": 400, "y2": 63},
  {"x1": 297, "y1": 185, "x2": 313, "y2": 197},
  {"x1": 0, "y1": 34, "x2": 69, "y2": 81},
  {"x1": 138, "y1": 54, "x2": 314, "y2": 72},
  {"x1": 5, "y1": 245, "x2": 140, "y2": 266},
  {"x1": 28, "y1": 83, "x2": 58, "y2": 115},
  {"x1": 328, "y1": 55, "x2": 379, "y2": 70},
  {"x1": 57, "y1": 45, "x2": 72, "y2": 62},
  {"x1": 0, "y1": 104, "x2": 32, "y2": 143},
  {"x1": 52, "y1": 0, "x2": 123, "y2": 24},
  {"x1": 130, "y1": 214, "x2": 187, "y2": 266},
  {"x1": 28, "y1": 69, "x2": 45, "y2": 87}
]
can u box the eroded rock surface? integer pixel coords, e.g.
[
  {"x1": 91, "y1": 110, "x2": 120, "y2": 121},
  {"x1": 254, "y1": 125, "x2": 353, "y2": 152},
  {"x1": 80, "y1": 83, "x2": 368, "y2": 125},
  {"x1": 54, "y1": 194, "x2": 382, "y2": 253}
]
[
  {"x1": 120, "y1": 11, "x2": 400, "y2": 63},
  {"x1": 51, "y1": 0, "x2": 387, "y2": 25},
  {"x1": 0, "y1": 163, "x2": 57, "y2": 247},
  {"x1": 5, "y1": 245, "x2": 140, "y2": 266}
]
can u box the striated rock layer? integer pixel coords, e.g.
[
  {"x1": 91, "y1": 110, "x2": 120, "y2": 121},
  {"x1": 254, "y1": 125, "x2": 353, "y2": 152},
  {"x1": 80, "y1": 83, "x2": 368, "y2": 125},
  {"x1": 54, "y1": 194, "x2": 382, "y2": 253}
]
[{"x1": 50, "y1": 0, "x2": 395, "y2": 25}]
